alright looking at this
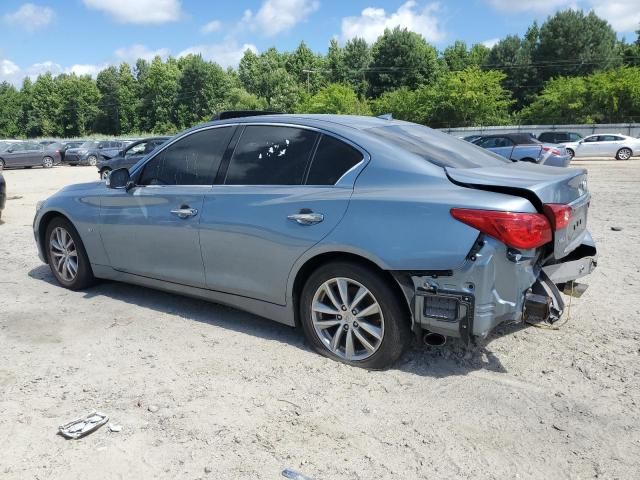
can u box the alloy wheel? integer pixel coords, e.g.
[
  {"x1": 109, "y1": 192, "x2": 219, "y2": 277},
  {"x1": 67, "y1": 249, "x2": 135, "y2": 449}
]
[
  {"x1": 88, "y1": 156, "x2": 97, "y2": 166},
  {"x1": 101, "y1": 169, "x2": 111, "y2": 180},
  {"x1": 311, "y1": 277, "x2": 384, "y2": 361},
  {"x1": 617, "y1": 148, "x2": 631, "y2": 160},
  {"x1": 43, "y1": 157, "x2": 53, "y2": 168},
  {"x1": 49, "y1": 227, "x2": 79, "y2": 282}
]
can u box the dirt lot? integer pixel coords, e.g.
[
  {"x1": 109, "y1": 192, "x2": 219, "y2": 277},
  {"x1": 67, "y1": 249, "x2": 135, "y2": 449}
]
[{"x1": 0, "y1": 161, "x2": 638, "y2": 480}]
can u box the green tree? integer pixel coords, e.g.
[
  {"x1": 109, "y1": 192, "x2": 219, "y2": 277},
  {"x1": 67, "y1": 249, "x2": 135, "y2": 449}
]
[
  {"x1": 370, "y1": 87, "x2": 424, "y2": 123},
  {"x1": 0, "y1": 82, "x2": 21, "y2": 137},
  {"x1": 425, "y1": 67, "x2": 512, "y2": 127},
  {"x1": 138, "y1": 57, "x2": 180, "y2": 133},
  {"x1": 297, "y1": 83, "x2": 370, "y2": 114},
  {"x1": 519, "y1": 76, "x2": 592, "y2": 124},
  {"x1": 57, "y1": 73, "x2": 100, "y2": 137},
  {"x1": 368, "y1": 27, "x2": 439, "y2": 97},
  {"x1": 532, "y1": 9, "x2": 620, "y2": 81},
  {"x1": 29, "y1": 73, "x2": 63, "y2": 137},
  {"x1": 95, "y1": 66, "x2": 121, "y2": 134},
  {"x1": 117, "y1": 63, "x2": 139, "y2": 133},
  {"x1": 343, "y1": 37, "x2": 372, "y2": 96},
  {"x1": 220, "y1": 87, "x2": 267, "y2": 111},
  {"x1": 286, "y1": 41, "x2": 325, "y2": 94},
  {"x1": 326, "y1": 39, "x2": 346, "y2": 84}
]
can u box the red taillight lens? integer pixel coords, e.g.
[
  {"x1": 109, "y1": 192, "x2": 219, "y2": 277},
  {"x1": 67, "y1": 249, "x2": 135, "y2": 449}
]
[
  {"x1": 542, "y1": 146, "x2": 562, "y2": 156},
  {"x1": 543, "y1": 204, "x2": 573, "y2": 230},
  {"x1": 450, "y1": 208, "x2": 552, "y2": 250}
]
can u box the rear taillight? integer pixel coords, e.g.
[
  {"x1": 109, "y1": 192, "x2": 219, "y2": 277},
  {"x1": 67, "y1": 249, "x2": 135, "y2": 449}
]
[
  {"x1": 542, "y1": 146, "x2": 562, "y2": 156},
  {"x1": 450, "y1": 208, "x2": 552, "y2": 250},
  {"x1": 543, "y1": 204, "x2": 573, "y2": 230}
]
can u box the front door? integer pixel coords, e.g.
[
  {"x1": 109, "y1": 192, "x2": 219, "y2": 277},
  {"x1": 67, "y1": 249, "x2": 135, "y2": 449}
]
[
  {"x1": 200, "y1": 126, "x2": 364, "y2": 305},
  {"x1": 99, "y1": 126, "x2": 235, "y2": 287}
]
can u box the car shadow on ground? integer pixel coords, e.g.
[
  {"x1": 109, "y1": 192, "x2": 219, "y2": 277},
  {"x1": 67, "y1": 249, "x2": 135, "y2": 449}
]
[{"x1": 29, "y1": 264, "x2": 513, "y2": 378}]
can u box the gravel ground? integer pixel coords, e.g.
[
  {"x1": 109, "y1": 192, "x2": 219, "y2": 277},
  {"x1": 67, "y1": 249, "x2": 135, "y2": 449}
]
[{"x1": 0, "y1": 161, "x2": 638, "y2": 480}]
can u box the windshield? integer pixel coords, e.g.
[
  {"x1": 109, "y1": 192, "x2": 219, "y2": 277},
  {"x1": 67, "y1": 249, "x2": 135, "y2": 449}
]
[
  {"x1": 80, "y1": 141, "x2": 97, "y2": 149},
  {"x1": 369, "y1": 124, "x2": 510, "y2": 168}
]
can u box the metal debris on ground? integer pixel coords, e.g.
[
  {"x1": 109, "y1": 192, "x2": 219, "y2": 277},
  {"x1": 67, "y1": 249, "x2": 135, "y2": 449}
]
[
  {"x1": 58, "y1": 411, "x2": 109, "y2": 439},
  {"x1": 611, "y1": 226, "x2": 623, "y2": 231},
  {"x1": 282, "y1": 468, "x2": 314, "y2": 480}
]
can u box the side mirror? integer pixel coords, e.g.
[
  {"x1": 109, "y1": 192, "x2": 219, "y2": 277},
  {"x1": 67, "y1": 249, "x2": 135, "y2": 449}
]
[
  {"x1": 7, "y1": 147, "x2": 14, "y2": 153},
  {"x1": 106, "y1": 168, "x2": 133, "y2": 190}
]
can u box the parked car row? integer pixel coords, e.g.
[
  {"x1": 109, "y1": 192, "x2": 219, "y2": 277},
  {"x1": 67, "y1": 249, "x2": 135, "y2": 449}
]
[
  {"x1": 0, "y1": 141, "x2": 62, "y2": 170},
  {"x1": 464, "y1": 130, "x2": 640, "y2": 161},
  {"x1": 97, "y1": 137, "x2": 170, "y2": 179}
]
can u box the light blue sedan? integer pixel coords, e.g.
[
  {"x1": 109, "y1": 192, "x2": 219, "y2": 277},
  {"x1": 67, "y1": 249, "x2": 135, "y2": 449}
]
[{"x1": 33, "y1": 115, "x2": 597, "y2": 368}]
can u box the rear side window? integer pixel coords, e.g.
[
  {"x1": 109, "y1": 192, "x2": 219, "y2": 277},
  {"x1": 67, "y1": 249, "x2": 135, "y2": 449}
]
[
  {"x1": 306, "y1": 135, "x2": 363, "y2": 185},
  {"x1": 370, "y1": 125, "x2": 509, "y2": 168},
  {"x1": 225, "y1": 126, "x2": 318, "y2": 185},
  {"x1": 139, "y1": 127, "x2": 234, "y2": 186},
  {"x1": 568, "y1": 133, "x2": 582, "y2": 141}
]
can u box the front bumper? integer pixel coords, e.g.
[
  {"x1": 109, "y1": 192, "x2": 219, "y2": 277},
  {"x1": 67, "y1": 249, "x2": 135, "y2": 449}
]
[
  {"x1": 64, "y1": 153, "x2": 89, "y2": 165},
  {"x1": 407, "y1": 232, "x2": 597, "y2": 340}
]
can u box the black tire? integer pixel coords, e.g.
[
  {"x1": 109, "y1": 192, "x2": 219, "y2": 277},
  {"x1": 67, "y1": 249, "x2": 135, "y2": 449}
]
[
  {"x1": 521, "y1": 157, "x2": 536, "y2": 163},
  {"x1": 42, "y1": 156, "x2": 54, "y2": 168},
  {"x1": 45, "y1": 216, "x2": 95, "y2": 290},
  {"x1": 616, "y1": 148, "x2": 632, "y2": 161},
  {"x1": 0, "y1": 159, "x2": 4, "y2": 170},
  {"x1": 566, "y1": 148, "x2": 575, "y2": 160},
  {"x1": 87, "y1": 155, "x2": 98, "y2": 167},
  {"x1": 299, "y1": 261, "x2": 410, "y2": 369}
]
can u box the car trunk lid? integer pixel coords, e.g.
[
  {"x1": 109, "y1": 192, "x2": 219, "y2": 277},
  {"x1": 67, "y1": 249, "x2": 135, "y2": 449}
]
[{"x1": 446, "y1": 162, "x2": 590, "y2": 259}]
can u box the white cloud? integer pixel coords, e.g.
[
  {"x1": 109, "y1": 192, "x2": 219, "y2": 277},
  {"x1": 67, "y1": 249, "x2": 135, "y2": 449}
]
[
  {"x1": 114, "y1": 44, "x2": 171, "y2": 63},
  {"x1": 67, "y1": 64, "x2": 107, "y2": 77},
  {"x1": 241, "y1": 0, "x2": 320, "y2": 36},
  {"x1": 486, "y1": 0, "x2": 574, "y2": 12},
  {"x1": 340, "y1": 1, "x2": 445, "y2": 44},
  {"x1": 82, "y1": 0, "x2": 182, "y2": 24},
  {"x1": 178, "y1": 41, "x2": 258, "y2": 68},
  {"x1": 3, "y1": 3, "x2": 55, "y2": 31},
  {"x1": 482, "y1": 37, "x2": 500, "y2": 48},
  {"x1": 201, "y1": 19, "x2": 222, "y2": 34},
  {"x1": 590, "y1": 0, "x2": 640, "y2": 32}
]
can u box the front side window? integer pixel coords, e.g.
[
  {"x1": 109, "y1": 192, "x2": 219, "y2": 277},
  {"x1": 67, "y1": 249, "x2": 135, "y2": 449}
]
[
  {"x1": 583, "y1": 136, "x2": 599, "y2": 143},
  {"x1": 224, "y1": 126, "x2": 318, "y2": 185},
  {"x1": 306, "y1": 135, "x2": 363, "y2": 185},
  {"x1": 126, "y1": 142, "x2": 147, "y2": 156},
  {"x1": 139, "y1": 127, "x2": 234, "y2": 186}
]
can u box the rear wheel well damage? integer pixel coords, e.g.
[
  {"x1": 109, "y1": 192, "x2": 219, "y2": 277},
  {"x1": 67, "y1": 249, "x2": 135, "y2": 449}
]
[{"x1": 291, "y1": 252, "x2": 413, "y2": 329}]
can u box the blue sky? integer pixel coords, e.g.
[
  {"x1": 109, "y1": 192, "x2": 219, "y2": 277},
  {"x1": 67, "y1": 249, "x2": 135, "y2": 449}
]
[{"x1": 1, "y1": 0, "x2": 638, "y2": 85}]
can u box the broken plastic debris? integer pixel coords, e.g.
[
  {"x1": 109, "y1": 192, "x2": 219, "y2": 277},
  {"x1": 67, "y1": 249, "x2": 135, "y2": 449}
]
[
  {"x1": 109, "y1": 423, "x2": 122, "y2": 432},
  {"x1": 59, "y1": 411, "x2": 108, "y2": 439},
  {"x1": 282, "y1": 468, "x2": 313, "y2": 480}
]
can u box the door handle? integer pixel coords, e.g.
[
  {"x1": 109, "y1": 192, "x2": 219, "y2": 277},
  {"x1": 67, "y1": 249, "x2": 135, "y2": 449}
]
[
  {"x1": 170, "y1": 207, "x2": 198, "y2": 219},
  {"x1": 287, "y1": 212, "x2": 324, "y2": 225}
]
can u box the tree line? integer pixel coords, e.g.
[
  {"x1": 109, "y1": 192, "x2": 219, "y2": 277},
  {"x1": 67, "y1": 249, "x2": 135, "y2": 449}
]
[{"x1": 1, "y1": 8, "x2": 639, "y2": 139}]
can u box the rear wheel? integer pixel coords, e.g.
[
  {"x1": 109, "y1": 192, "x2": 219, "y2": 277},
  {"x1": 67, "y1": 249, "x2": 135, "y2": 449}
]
[
  {"x1": 566, "y1": 148, "x2": 575, "y2": 160},
  {"x1": 42, "y1": 156, "x2": 54, "y2": 168},
  {"x1": 87, "y1": 155, "x2": 98, "y2": 167},
  {"x1": 45, "y1": 217, "x2": 95, "y2": 290},
  {"x1": 299, "y1": 261, "x2": 410, "y2": 369},
  {"x1": 616, "y1": 148, "x2": 632, "y2": 161}
]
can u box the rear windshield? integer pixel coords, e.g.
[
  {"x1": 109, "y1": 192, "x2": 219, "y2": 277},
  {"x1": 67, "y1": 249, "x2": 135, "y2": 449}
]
[{"x1": 369, "y1": 124, "x2": 510, "y2": 168}]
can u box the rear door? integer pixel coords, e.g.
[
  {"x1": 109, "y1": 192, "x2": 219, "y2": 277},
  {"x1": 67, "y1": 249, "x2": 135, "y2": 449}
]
[
  {"x1": 100, "y1": 127, "x2": 234, "y2": 287},
  {"x1": 595, "y1": 135, "x2": 619, "y2": 156},
  {"x1": 24, "y1": 142, "x2": 44, "y2": 166},
  {"x1": 200, "y1": 125, "x2": 362, "y2": 305}
]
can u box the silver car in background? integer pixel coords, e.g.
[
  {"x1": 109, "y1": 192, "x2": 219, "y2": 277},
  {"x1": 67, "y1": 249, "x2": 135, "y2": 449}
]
[
  {"x1": 563, "y1": 134, "x2": 640, "y2": 160},
  {"x1": 33, "y1": 115, "x2": 597, "y2": 369}
]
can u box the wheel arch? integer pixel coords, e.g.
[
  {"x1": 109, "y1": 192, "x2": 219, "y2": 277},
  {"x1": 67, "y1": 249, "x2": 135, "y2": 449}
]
[
  {"x1": 37, "y1": 210, "x2": 73, "y2": 262},
  {"x1": 289, "y1": 250, "x2": 413, "y2": 329}
]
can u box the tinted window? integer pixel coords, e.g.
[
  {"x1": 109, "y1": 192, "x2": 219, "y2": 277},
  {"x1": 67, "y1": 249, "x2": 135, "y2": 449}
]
[
  {"x1": 568, "y1": 133, "x2": 582, "y2": 141},
  {"x1": 307, "y1": 135, "x2": 363, "y2": 185},
  {"x1": 225, "y1": 126, "x2": 318, "y2": 185},
  {"x1": 139, "y1": 127, "x2": 234, "y2": 186},
  {"x1": 599, "y1": 135, "x2": 617, "y2": 142},
  {"x1": 537, "y1": 133, "x2": 553, "y2": 142},
  {"x1": 583, "y1": 136, "x2": 598, "y2": 143}
]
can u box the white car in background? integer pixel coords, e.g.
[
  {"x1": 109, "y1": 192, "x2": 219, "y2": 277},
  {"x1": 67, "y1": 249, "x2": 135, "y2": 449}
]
[{"x1": 563, "y1": 134, "x2": 640, "y2": 160}]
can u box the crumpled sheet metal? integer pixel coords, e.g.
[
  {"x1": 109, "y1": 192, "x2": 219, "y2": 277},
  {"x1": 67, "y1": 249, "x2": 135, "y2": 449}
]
[{"x1": 58, "y1": 411, "x2": 109, "y2": 439}]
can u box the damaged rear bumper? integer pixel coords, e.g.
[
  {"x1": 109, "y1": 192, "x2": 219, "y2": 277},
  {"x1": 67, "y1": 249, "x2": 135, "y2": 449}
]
[{"x1": 404, "y1": 231, "x2": 597, "y2": 341}]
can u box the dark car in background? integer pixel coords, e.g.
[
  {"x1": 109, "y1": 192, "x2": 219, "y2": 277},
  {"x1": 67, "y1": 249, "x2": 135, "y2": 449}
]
[
  {"x1": 97, "y1": 137, "x2": 170, "y2": 179},
  {"x1": 0, "y1": 172, "x2": 5, "y2": 220},
  {"x1": 55, "y1": 141, "x2": 85, "y2": 162},
  {"x1": 64, "y1": 140, "x2": 127, "y2": 166},
  {"x1": 472, "y1": 133, "x2": 571, "y2": 167},
  {"x1": 537, "y1": 131, "x2": 583, "y2": 144},
  {"x1": 0, "y1": 141, "x2": 61, "y2": 169}
]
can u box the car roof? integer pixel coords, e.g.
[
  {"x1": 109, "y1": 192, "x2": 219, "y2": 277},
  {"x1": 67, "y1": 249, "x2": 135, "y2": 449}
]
[{"x1": 198, "y1": 114, "x2": 407, "y2": 132}]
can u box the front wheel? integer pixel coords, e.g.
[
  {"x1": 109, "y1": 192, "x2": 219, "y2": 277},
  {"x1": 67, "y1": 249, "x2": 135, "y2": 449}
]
[
  {"x1": 299, "y1": 262, "x2": 410, "y2": 369},
  {"x1": 45, "y1": 217, "x2": 95, "y2": 290},
  {"x1": 87, "y1": 155, "x2": 98, "y2": 167},
  {"x1": 566, "y1": 148, "x2": 575, "y2": 160},
  {"x1": 0, "y1": 159, "x2": 4, "y2": 170},
  {"x1": 42, "y1": 156, "x2": 54, "y2": 168},
  {"x1": 616, "y1": 148, "x2": 632, "y2": 161},
  {"x1": 100, "y1": 168, "x2": 112, "y2": 180}
]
